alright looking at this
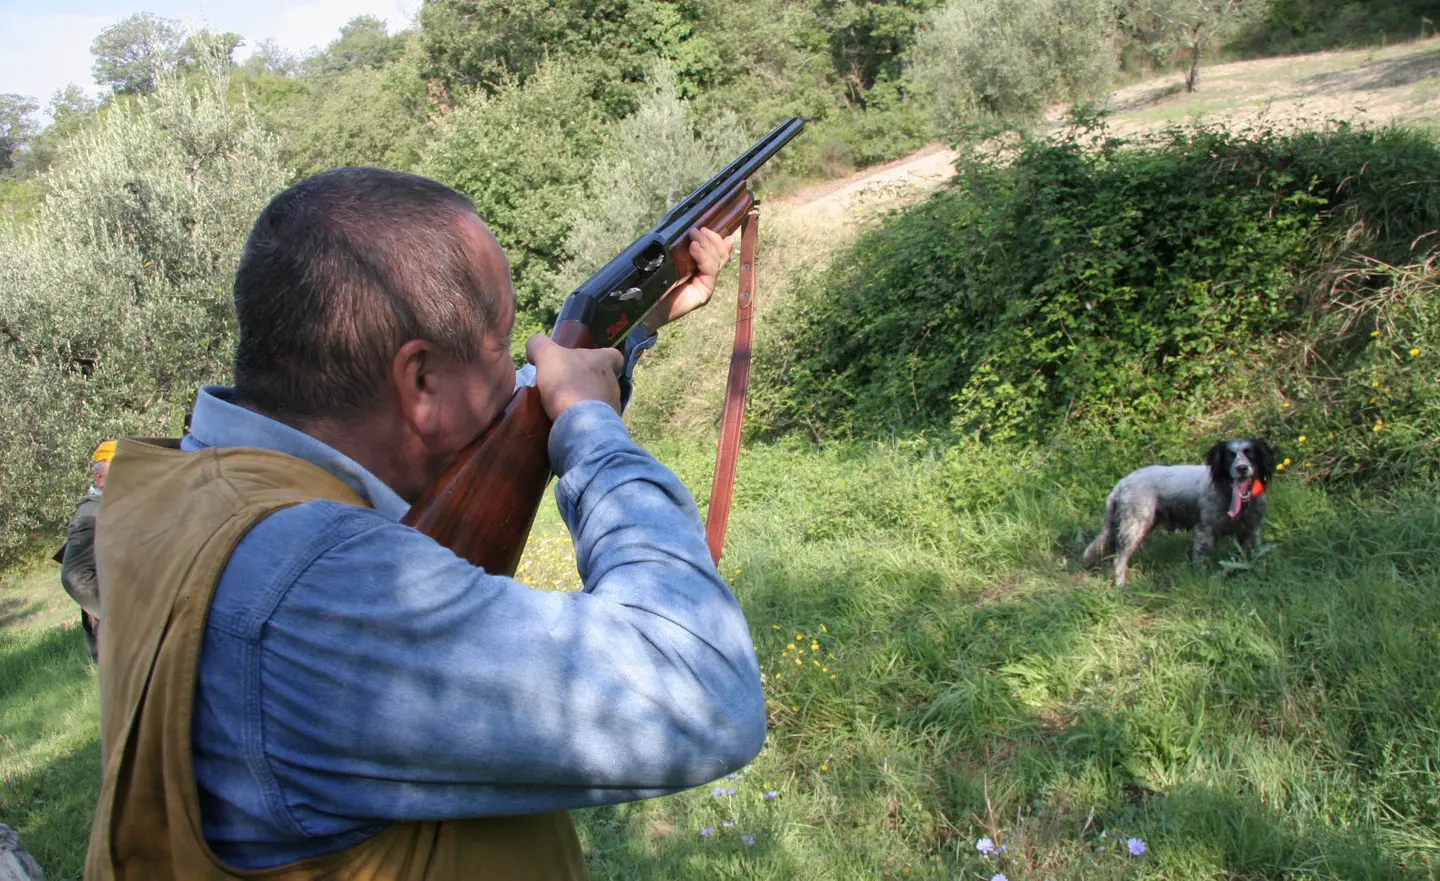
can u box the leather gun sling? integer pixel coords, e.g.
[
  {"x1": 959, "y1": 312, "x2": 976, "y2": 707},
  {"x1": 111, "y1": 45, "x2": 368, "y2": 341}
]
[{"x1": 704, "y1": 206, "x2": 760, "y2": 564}]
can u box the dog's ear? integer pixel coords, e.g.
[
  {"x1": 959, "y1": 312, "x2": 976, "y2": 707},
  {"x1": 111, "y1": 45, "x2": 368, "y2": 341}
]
[
  {"x1": 1251, "y1": 438, "x2": 1277, "y2": 480},
  {"x1": 1205, "y1": 441, "x2": 1229, "y2": 482}
]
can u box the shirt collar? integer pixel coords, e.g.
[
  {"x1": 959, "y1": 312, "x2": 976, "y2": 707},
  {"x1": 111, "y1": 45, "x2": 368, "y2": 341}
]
[{"x1": 181, "y1": 385, "x2": 410, "y2": 521}]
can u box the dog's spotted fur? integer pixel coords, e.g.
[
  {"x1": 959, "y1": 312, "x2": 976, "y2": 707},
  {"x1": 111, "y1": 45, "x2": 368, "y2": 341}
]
[{"x1": 1082, "y1": 439, "x2": 1276, "y2": 587}]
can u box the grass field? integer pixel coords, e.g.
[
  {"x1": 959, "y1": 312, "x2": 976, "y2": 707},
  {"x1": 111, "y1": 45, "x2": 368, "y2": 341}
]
[
  {"x1": 5, "y1": 36, "x2": 1440, "y2": 881},
  {"x1": 5, "y1": 440, "x2": 1440, "y2": 879}
]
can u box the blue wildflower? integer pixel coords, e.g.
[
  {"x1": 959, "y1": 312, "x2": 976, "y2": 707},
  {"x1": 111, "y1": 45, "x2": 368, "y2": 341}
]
[
  {"x1": 740, "y1": 834, "x2": 756, "y2": 847},
  {"x1": 976, "y1": 837, "x2": 997, "y2": 855},
  {"x1": 764, "y1": 789, "x2": 779, "y2": 800},
  {"x1": 700, "y1": 827, "x2": 713, "y2": 838},
  {"x1": 1127, "y1": 838, "x2": 1147, "y2": 856}
]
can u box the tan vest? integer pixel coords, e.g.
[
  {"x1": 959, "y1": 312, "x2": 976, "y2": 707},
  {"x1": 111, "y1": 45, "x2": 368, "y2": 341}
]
[{"x1": 87, "y1": 438, "x2": 588, "y2": 881}]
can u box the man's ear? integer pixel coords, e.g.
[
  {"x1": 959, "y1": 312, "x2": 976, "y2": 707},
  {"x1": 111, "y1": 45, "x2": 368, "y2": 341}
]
[{"x1": 391, "y1": 339, "x2": 442, "y2": 438}]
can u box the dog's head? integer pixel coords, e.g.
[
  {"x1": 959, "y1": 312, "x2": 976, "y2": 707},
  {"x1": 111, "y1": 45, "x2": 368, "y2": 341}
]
[{"x1": 1206, "y1": 438, "x2": 1276, "y2": 517}]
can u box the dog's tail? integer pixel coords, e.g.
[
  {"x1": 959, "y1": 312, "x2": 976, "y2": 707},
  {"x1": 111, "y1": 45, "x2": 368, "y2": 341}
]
[{"x1": 1082, "y1": 496, "x2": 1116, "y2": 568}]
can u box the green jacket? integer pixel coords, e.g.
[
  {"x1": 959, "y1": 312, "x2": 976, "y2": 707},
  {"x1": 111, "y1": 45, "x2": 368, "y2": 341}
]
[{"x1": 61, "y1": 493, "x2": 102, "y2": 617}]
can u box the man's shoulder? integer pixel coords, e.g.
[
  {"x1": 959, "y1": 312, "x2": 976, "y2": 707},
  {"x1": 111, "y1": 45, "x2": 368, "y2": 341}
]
[{"x1": 70, "y1": 495, "x2": 100, "y2": 522}]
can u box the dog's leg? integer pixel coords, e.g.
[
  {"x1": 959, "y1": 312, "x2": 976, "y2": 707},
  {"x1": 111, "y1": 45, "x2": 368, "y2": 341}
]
[
  {"x1": 1239, "y1": 520, "x2": 1263, "y2": 554},
  {"x1": 1190, "y1": 527, "x2": 1216, "y2": 570},
  {"x1": 1111, "y1": 506, "x2": 1153, "y2": 588},
  {"x1": 1082, "y1": 502, "x2": 1115, "y2": 568}
]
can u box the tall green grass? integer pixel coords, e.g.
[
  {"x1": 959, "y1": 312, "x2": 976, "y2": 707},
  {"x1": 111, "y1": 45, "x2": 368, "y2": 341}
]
[{"x1": 4, "y1": 436, "x2": 1438, "y2": 878}]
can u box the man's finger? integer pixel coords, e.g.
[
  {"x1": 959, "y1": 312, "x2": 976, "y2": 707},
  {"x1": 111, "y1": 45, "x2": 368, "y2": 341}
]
[{"x1": 524, "y1": 333, "x2": 553, "y2": 365}]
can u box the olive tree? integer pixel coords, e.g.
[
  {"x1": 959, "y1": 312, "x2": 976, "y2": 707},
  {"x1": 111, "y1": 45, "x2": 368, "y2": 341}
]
[
  {"x1": 0, "y1": 59, "x2": 286, "y2": 562},
  {"x1": 908, "y1": 0, "x2": 1119, "y2": 137}
]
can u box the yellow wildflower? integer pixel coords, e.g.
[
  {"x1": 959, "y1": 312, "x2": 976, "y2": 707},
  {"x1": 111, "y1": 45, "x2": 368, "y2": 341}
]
[
  {"x1": 810, "y1": 642, "x2": 820, "y2": 651},
  {"x1": 795, "y1": 658, "x2": 802, "y2": 665},
  {"x1": 1373, "y1": 380, "x2": 1381, "y2": 388},
  {"x1": 1371, "y1": 330, "x2": 1381, "y2": 337},
  {"x1": 820, "y1": 625, "x2": 828, "y2": 633},
  {"x1": 822, "y1": 667, "x2": 829, "y2": 673},
  {"x1": 787, "y1": 643, "x2": 795, "y2": 650},
  {"x1": 1298, "y1": 435, "x2": 1307, "y2": 443},
  {"x1": 1283, "y1": 457, "x2": 1292, "y2": 465},
  {"x1": 830, "y1": 674, "x2": 837, "y2": 680},
  {"x1": 1411, "y1": 348, "x2": 1421, "y2": 357},
  {"x1": 820, "y1": 764, "x2": 829, "y2": 772},
  {"x1": 772, "y1": 625, "x2": 780, "y2": 631},
  {"x1": 1277, "y1": 463, "x2": 1285, "y2": 471}
]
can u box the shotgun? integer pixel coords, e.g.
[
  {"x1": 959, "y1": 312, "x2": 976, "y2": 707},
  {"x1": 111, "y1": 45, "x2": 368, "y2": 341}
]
[{"x1": 403, "y1": 117, "x2": 806, "y2": 574}]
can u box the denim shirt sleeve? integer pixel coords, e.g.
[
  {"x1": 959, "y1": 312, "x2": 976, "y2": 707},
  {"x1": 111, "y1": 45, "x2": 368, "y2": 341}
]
[{"x1": 194, "y1": 399, "x2": 762, "y2": 861}]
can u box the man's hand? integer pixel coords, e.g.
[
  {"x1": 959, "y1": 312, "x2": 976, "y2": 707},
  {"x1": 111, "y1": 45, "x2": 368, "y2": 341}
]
[
  {"x1": 642, "y1": 227, "x2": 740, "y2": 332},
  {"x1": 526, "y1": 334, "x2": 625, "y2": 421}
]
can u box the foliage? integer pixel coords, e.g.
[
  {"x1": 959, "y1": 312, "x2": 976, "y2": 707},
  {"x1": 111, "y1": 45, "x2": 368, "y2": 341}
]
[
  {"x1": 1120, "y1": 0, "x2": 1268, "y2": 91},
  {"x1": 421, "y1": 61, "x2": 608, "y2": 323},
  {"x1": 555, "y1": 66, "x2": 750, "y2": 301},
  {"x1": 753, "y1": 118, "x2": 1440, "y2": 487},
  {"x1": 813, "y1": 0, "x2": 945, "y2": 103},
  {"x1": 282, "y1": 54, "x2": 432, "y2": 179},
  {"x1": 301, "y1": 15, "x2": 406, "y2": 81},
  {"x1": 0, "y1": 94, "x2": 39, "y2": 173},
  {"x1": 11, "y1": 436, "x2": 1440, "y2": 877},
  {"x1": 1240, "y1": 0, "x2": 1439, "y2": 53},
  {"x1": 909, "y1": 0, "x2": 1119, "y2": 136},
  {"x1": 418, "y1": 0, "x2": 717, "y2": 110},
  {"x1": 0, "y1": 59, "x2": 286, "y2": 564},
  {"x1": 90, "y1": 12, "x2": 188, "y2": 95}
]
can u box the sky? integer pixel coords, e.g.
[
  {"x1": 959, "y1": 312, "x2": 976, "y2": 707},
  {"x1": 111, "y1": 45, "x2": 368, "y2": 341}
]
[{"x1": 0, "y1": 0, "x2": 420, "y2": 115}]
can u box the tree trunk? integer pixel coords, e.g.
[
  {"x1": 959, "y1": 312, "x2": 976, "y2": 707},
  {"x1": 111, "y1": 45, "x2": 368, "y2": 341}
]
[
  {"x1": 0, "y1": 826, "x2": 45, "y2": 881},
  {"x1": 1185, "y1": 36, "x2": 1203, "y2": 92}
]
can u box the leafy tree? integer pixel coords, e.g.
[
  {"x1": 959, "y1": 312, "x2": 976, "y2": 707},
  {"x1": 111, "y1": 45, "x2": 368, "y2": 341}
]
[
  {"x1": 304, "y1": 15, "x2": 405, "y2": 80},
  {"x1": 283, "y1": 59, "x2": 431, "y2": 177},
  {"x1": 1122, "y1": 0, "x2": 1267, "y2": 91},
  {"x1": 90, "y1": 12, "x2": 187, "y2": 94},
  {"x1": 21, "y1": 86, "x2": 101, "y2": 176},
  {"x1": 179, "y1": 30, "x2": 244, "y2": 71},
  {"x1": 242, "y1": 39, "x2": 300, "y2": 78},
  {"x1": 0, "y1": 55, "x2": 287, "y2": 560},
  {"x1": 419, "y1": 0, "x2": 714, "y2": 109},
  {"x1": 908, "y1": 0, "x2": 1118, "y2": 136},
  {"x1": 813, "y1": 0, "x2": 944, "y2": 103},
  {"x1": 0, "y1": 94, "x2": 39, "y2": 172},
  {"x1": 421, "y1": 60, "x2": 607, "y2": 322},
  {"x1": 557, "y1": 65, "x2": 749, "y2": 296}
]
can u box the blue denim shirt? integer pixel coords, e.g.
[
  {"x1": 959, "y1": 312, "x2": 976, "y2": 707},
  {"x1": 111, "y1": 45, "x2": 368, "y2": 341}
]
[{"x1": 184, "y1": 342, "x2": 765, "y2": 869}]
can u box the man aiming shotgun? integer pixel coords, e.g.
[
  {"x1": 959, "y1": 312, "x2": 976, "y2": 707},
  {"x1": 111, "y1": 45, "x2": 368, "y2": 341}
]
[{"x1": 87, "y1": 119, "x2": 802, "y2": 880}]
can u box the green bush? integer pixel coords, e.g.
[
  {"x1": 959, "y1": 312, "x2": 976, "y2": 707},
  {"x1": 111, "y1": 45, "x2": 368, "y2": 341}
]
[
  {"x1": 421, "y1": 61, "x2": 608, "y2": 324},
  {"x1": 752, "y1": 119, "x2": 1440, "y2": 486},
  {"x1": 0, "y1": 62, "x2": 286, "y2": 564}
]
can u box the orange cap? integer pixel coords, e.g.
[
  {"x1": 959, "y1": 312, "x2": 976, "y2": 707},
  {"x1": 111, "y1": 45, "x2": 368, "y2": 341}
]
[{"x1": 92, "y1": 440, "x2": 117, "y2": 464}]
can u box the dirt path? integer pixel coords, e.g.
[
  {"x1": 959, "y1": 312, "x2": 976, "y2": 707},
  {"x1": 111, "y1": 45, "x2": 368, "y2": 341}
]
[{"x1": 770, "y1": 36, "x2": 1440, "y2": 228}]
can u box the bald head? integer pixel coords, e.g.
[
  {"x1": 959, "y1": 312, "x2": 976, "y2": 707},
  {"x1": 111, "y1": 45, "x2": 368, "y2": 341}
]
[{"x1": 232, "y1": 167, "x2": 512, "y2": 420}]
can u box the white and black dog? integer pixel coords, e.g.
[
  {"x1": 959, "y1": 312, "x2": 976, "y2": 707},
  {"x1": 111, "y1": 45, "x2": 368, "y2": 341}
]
[{"x1": 1082, "y1": 439, "x2": 1276, "y2": 587}]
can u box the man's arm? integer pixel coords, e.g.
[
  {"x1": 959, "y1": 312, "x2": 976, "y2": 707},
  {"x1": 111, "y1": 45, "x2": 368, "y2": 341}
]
[
  {"x1": 60, "y1": 503, "x2": 101, "y2": 617},
  {"x1": 197, "y1": 406, "x2": 762, "y2": 839}
]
